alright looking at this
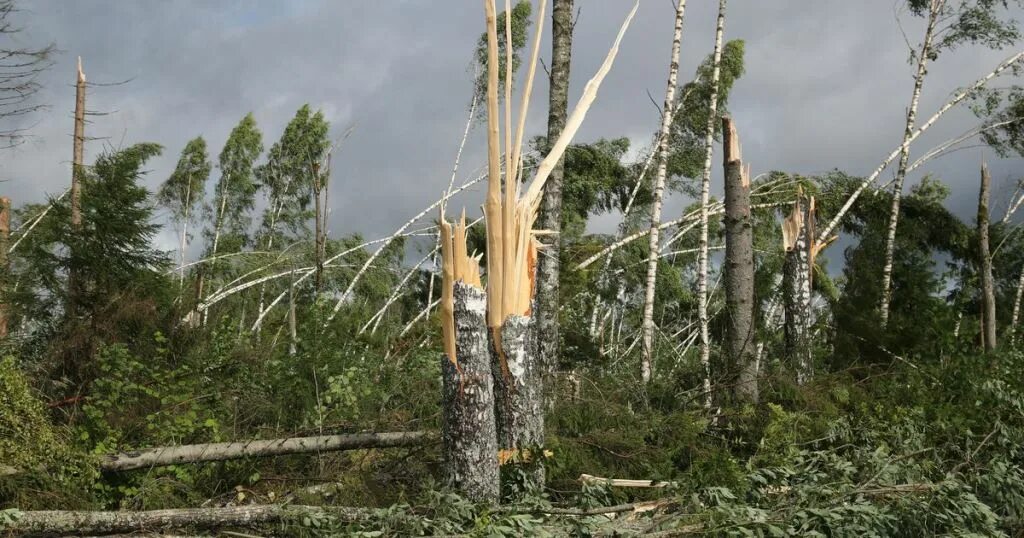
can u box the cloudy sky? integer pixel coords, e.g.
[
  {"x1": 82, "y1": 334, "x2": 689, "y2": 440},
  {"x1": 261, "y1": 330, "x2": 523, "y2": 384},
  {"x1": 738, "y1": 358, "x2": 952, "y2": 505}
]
[{"x1": 3, "y1": 0, "x2": 1024, "y2": 265}]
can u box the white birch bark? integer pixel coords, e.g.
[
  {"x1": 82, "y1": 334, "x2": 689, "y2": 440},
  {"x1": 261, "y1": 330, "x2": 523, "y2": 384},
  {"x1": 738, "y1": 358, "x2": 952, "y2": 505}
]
[
  {"x1": 640, "y1": 0, "x2": 688, "y2": 384},
  {"x1": 879, "y1": 0, "x2": 941, "y2": 327},
  {"x1": 695, "y1": 0, "x2": 727, "y2": 407}
]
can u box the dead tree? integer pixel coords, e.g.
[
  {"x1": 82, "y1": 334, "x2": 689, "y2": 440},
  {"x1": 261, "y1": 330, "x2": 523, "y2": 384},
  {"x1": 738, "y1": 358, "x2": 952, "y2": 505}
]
[
  {"x1": 0, "y1": 195, "x2": 9, "y2": 338},
  {"x1": 722, "y1": 117, "x2": 756, "y2": 403},
  {"x1": 782, "y1": 194, "x2": 813, "y2": 384},
  {"x1": 100, "y1": 431, "x2": 433, "y2": 472},
  {"x1": 640, "y1": 0, "x2": 687, "y2": 384},
  {"x1": 68, "y1": 58, "x2": 85, "y2": 314},
  {"x1": 979, "y1": 163, "x2": 997, "y2": 351}
]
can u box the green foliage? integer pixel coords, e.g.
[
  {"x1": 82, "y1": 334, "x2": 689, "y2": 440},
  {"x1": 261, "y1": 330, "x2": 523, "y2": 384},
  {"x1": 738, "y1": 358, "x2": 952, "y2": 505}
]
[
  {"x1": 0, "y1": 357, "x2": 95, "y2": 509},
  {"x1": 158, "y1": 136, "x2": 211, "y2": 225},
  {"x1": 206, "y1": 113, "x2": 263, "y2": 254}
]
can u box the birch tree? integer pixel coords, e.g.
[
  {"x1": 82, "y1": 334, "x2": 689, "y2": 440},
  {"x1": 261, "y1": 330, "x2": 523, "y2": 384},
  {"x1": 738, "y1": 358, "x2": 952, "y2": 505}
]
[
  {"x1": 880, "y1": 0, "x2": 1022, "y2": 326},
  {"x1": 640, "y1": 0, "x2": 687, "y2": 385},
  {"x1": 694, "y1": 0, "x2": 727, "y2": 407},
  {"x1": 158, "y1": 137, "x2": 211, "y2": 287},
  {"x1": 978, "y1": 162, "x2": 997, "y2": 350}
]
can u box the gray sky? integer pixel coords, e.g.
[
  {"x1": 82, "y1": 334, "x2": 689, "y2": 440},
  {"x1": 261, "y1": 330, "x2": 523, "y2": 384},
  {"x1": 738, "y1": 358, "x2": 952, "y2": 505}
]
[{"x1": 3, "y1": 0, "x2": 1024, "y2": 265}]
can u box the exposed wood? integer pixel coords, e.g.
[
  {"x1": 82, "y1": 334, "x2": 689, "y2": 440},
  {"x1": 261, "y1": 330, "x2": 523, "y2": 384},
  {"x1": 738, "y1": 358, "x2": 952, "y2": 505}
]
[
  {"x1": 2, "y1": 504, "x2": 371, "y2": 537},
  {"x1": 721, "y1": 117, "x2": 757, "y2": 403},
  {"x1": 695, "y1": 0, "x2": 728, "y2": 408},
  {"x1": 640, "y1": 0, "x2": 688, "y2": 384},
  {"x1": 98, "y1": 431, "x2": 434, "y2": 472},
  {"x1": 979, "y1": 162, "x2": 997, "y2": 351},
  {"x1": 579, "y1": 473, "x2": 676, "y2": 488},
  {"x1": 783, "y1": 194, "x2": 813, "y2": 384}
]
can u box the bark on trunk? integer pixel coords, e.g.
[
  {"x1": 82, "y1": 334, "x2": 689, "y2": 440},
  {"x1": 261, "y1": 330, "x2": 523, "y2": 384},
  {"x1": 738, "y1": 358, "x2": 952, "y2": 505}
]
[
  {"x1": 640, "y1": 0, "x2": 687, "y2": 383},
  {"x1": 442, "y1": 281, "x2": 500, "y2": 503},
  {"x1": 695, "y1": 0, "x2": 727, "y2": 407},
  {"x1": 878, "y1": 1, "x2": 940, "y2": 327},
  {"x1": 0, "y1": 196, "x2": 9, "y2": 339},
  {"x1": 721, "y1": 117, "x2": 757, "y2": 403},
  {"x1": 536, "y1": 0, "x2": 572, "y2": 391},
  {"x1": 99, "y1": 431, "x2": 433, "y2": 472},
  {"x1": 979, "y1": 163, "x2": 997, "y2": 351},
  {"x1": 493, "y1": 314, "x2": 545, "y2": 491},
  {"x1": 178, "y1": 177, "x2": 191, "y2": 288},
  {"x1": 783, "y1": 196, "x2": 813, "y2": 384},
  {"x1": 68, "y1": 59, "x2": 86, "y2": 317},
  {"x1": 1011, "y1": 267, "x2": 1024, "y2": 340},
  {"x1": 3, "y1": 504, "x2": 370, "y2": 537},
  {"x1": 288, "y1": 280, "x2": 298, "y2": 356}
]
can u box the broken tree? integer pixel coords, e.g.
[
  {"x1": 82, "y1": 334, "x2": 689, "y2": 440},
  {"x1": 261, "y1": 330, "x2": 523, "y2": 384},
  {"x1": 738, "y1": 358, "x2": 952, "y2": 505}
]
[
  {"x1": 978, "y1": 162, "x2": 996, "y2": 351},
  {"x1": 721, "y1": 116, "x2": 756, "y2": 403},
  {"x1": 0, "y1": 195, "x2": 8, "y2": 338}
]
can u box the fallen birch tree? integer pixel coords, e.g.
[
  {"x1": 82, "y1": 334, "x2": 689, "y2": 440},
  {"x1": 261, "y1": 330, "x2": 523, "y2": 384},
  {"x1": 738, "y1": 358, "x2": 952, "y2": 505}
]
[{"x1": 99, "y1": 431, "x2": 434, "y2": 472}]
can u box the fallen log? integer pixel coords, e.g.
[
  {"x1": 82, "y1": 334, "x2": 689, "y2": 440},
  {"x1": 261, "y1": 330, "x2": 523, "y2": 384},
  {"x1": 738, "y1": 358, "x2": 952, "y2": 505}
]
[
  {"x1": 579, "y1": 473, "x2": 677, "y2": 488},
  {"x1": 1, "y1": 504, "x2": 371, "y2": 537},
  {"x1": 100, "y1": 431, "x2": 435, "y2": 472}
]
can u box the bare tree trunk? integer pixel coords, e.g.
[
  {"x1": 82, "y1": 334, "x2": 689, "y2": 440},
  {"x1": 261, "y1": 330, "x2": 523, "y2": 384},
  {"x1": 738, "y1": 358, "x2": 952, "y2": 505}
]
[
  {"x1": 68, "y1": 58, "x2": 86, "y2": 316},
  {"x1": 1011, "y1": 268, "x2": 1024, "y2": 340},
  {"x1": 695, "y1": 0, "x2": 727, "y2": 407},
  {"x1": 721, "y1": 117, "x2": 756, "y2": 403},
  {"x1": 640, "y1": 0, "x2": 687, "y2": 383},
  {"x1": 493, "y1": 314, "x2": 544, "y2": 491},
  {"x1": 4, "y1": 505, "x2": 371, "y2": 537},
  {"x1": 536, "y1": 0, "x2": 572, "y2": 393},
  {"x1": 100, "y1": 431, "x2": 432, "y2": 471},
  {"x1": 313, "y1": 161, "x2": 327, "y2": 294},
  {"x1": 442, "y1": 281, "x2": 500, "y2": 503},
  {"x1": 179, "y1": 176, "x2": 192, "y2": 288},
  {"x1": 288, "y1": 279, "x2": 297, "y2": 356},
  {"x1": 979, "y1": 162, "x2": 997, "y2": 351},
  {"x1": 783, "y1": 196, "x2": 813, "y2": 384},
  {"x1": 0, "y1": 196, "x2": 9, "y2": 339},
  {"x1": 878, "y1": 1, "x2": 941, "y2": 326}
]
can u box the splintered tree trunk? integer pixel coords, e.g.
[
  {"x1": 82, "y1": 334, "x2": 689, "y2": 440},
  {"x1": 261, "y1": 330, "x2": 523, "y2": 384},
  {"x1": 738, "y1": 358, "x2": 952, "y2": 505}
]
[
  {"x1": 442, "y1": 282, "x2": 499, "y2": 503},
  {"x1": 721, "y1": 117, "x2": 757, "y2": 403},
  {"x1": 879, "y1": 1, "x2": 940, "y2": 327},
  {"x1": 640, "y1": 0, "x2": 687, "y2": 383},
  {"x1": 695, "y1": 0, "x2": 727, "y2": 407},
  {"x1": 536, "y1": 0, "x2": 572, "y2": 390},
  {"x1": 0, "y1": 196, "x2": 9, "y2": 339},
  {"x1": 783, "y1": 197, "x2": 812, "y2": 384},
  {"x1": 979, "y1": 163, "x2": 997, "y2": 351},
  {"x1": 493, "y1": 314, "x2": 544, "y2": 489}
]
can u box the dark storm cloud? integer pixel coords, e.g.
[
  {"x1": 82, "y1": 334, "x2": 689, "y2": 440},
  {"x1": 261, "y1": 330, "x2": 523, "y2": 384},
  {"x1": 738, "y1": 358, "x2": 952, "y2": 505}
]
[{"x1": 2, "y1": 0, "x2": 1024, "y2": 263}]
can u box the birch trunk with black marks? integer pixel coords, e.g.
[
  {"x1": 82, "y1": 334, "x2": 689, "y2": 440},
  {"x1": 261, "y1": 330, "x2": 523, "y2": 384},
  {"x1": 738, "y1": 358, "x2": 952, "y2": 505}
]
[
  {"x1": 640, "y1": 0, "x2": 687, "y2": 384},
  {"x1": 878, "y1": 2, "x2": 939, "y2": 327},
  {"x1": 0, "y1": 196, "x2": 9, "y2": 339},
  {"x1": 493, "y1": 314, "x2": 544, "y2": 490},
  {"x1": 442, "y1": 282, "x2": 499, "y2": 503},
  {"x1": 721, "y1": 117, "x2": 757, "y2": 403},
  {"x1": 536, "y1": 0, "x2": 572, "y2": 390},
  {"x1": 99, "y1": 431, "x2": 432, "y2": 471},
  {"x1": 783, "y1": 197, "x2": 812, "y2": 384},
  {"x1": 979, "y1": 163, "x2": 997, "y2": 351},
  {"x1": 695, "y1": 0, "x2": 727, "y2": 407},
  {"x1": 1011, "y1": 268, "x2": 1024, "y2": 340}
]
